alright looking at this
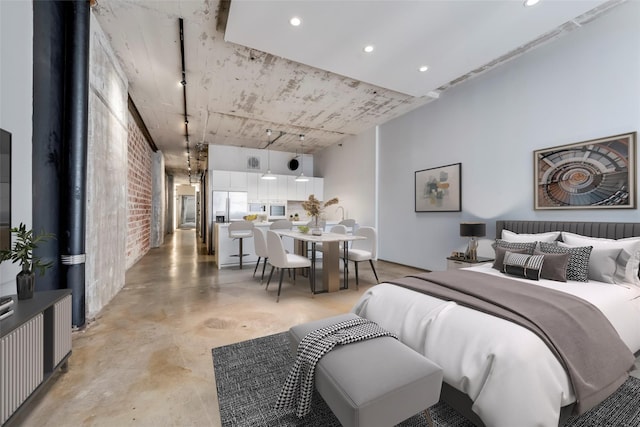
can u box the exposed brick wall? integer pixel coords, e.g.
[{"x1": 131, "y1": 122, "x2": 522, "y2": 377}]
[{"x1": 126, "y1": 111, "x2": 153, "y2": 269}]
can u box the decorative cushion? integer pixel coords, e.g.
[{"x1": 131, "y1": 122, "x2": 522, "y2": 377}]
[
  {"x1": 493, "y1": 246, "x2": 528, "y2": 271},
  {"x1": 533, "y1": 250, "x2": 570, "y2": 282},
  {"x1": 538, "y1": 242, "x2": 593, "y2": 282},
  {"x1": 558, "y1": 242, "x2": 621, "y2": 284},
  {"x1": 493, "y1": 239, "x2": 537, "y2": 255},
  {"x1": 561, "y1": 232, "x2": 640, "y2": 286},
  {"x1": 503, "y1": 251, "x2": 545, "y2": 280},
  {"x1": 501, "y1": 230, "x2": 561, "y2": 243}
]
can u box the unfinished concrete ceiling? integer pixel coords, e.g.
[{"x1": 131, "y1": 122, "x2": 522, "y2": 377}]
[{"x1": 91, "y1": 0, "x2": 617, "y2": 183}]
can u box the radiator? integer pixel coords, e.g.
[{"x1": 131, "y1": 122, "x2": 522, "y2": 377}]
[
  {"x1": 53, "y1": 295, "x2": 72, "y2": 367},
  {"x1": 0, "y1": 314, "x2": 44, "y2": 425}
]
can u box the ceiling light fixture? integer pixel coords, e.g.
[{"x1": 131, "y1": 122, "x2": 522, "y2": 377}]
[
  {"x1": 523, "y1": 0, "x2": 540, "y2": 6},
  {"x1": 419, "y1": 65, "x2": 429, "y2": 72},
  {"x1": 261, "y1": 129, "x2": 277, "y2": 180},
  {"x1": 289, "y1": 16, "x2": 301, "y2": 26},
  {"x1": 363, "y1": 45, "x2": 374, "y2": 53},
  {"x1": 295, "y1": 134, "x2": 309, "y2": 182}
]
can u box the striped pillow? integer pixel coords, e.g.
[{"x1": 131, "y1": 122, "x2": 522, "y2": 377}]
[{"x1": 503, "y1": 251, "x2": 545, "y2": 281}]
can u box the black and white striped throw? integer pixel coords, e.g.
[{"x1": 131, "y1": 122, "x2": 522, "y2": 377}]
[{"x1": 275, "y1": 317, "x2": 397, "y2": 418}]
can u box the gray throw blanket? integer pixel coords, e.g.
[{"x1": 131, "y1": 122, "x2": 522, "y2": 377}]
[
  {"x1": 388, "y1": 270, "x2": 635, "y2": 415},
  {"x1": 275, "y1": 317, "x2": 396, "y2": 417}
]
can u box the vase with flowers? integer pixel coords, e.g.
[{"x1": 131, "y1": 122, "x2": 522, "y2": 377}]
[{"x1": 301, "y1": 194, "x2": 339, "y2": 235}]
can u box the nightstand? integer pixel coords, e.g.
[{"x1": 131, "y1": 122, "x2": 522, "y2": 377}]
[{"x1": 446, "y1": 256, "x2": 494, "y2": 270}]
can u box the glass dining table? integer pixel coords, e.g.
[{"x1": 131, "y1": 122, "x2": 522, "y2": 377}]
[{"x1": 273, "y1": 230, "x2": 365, "y2": 293}]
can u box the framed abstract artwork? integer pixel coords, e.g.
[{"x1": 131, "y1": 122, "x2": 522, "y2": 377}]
[
  {"x1": 415, "y1": 163, "x2": 461, "y2": 212},
  {"x1": 534, "y1": 132, "x2": 636, "y2": 210}
]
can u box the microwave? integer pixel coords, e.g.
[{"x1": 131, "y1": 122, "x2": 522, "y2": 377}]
[
  {"x1": 248, "y1": 202, "x2": 266, "y2": 213},
  {"x1": 268, "y1": 203, "x2": 287, "y2": 219}
]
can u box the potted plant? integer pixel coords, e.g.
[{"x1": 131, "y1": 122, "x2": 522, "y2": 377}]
[{"x1": 0, "y1": 223, "x2": 54, "y2": 299}]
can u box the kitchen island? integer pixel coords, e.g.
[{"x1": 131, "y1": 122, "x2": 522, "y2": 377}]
[{"x1": 214, "y1": 221, "x2": 303, "y2": 269}]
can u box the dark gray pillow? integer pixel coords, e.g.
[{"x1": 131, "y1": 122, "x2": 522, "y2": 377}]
[
  {"x1": 493, "y1": 239, "x2": 537, "y2": 254},
  {"x1": 534, "y1": 250, "x2": 570, "y2": 282},
  {"x1": 538, "y1": 242, "x2": 593, "y2": 282},
  {"x1": 493, "y1": 246, "x2": 528, "y2": 271},
  {"x1": 503, "y1": 251, "x2": 545, "y2": 281}
]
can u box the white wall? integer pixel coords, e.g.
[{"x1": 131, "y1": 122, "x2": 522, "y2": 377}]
[
  {"x1": 208, "y1": 144, "x2": 314, "y2": 177},
  {"x1": 0, "y1": 1, "x2": 33, "y2": 294},
  {"x1": 378, "y1": 1, "x2": 640, "y2": 271},
  {"x1": 314, "y1": 128, "x2": 377, "y2": 226}
]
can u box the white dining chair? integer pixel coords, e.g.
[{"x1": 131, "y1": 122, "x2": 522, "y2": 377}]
[
  {"x1": 265, "y1": 230, "x2": 312, "y2": 302},
  {"x1": 344, "y1": 226, "x2": 379, "y2": 289},
  {"x1": 338, "y1": 219, "x2": 356, "y2": 232},
  {"x1": 252, "y1": 228, "x2": 269, "y2": 282},
  {"x1": 228, "y1": 220, "x2": 254, "y2": 269},
  {"x1": 270, "y1": 219, "x2": 293, "y2": 230}
]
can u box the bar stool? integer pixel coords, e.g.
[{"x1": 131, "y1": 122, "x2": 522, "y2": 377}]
[{"x1": 228, "y1": 220, "x2": 255, "y2": 269}]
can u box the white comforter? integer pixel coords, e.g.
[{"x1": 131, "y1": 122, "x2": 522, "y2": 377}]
[{"x1": 351, "y1": 264, "x2": 640, "y2": 427}]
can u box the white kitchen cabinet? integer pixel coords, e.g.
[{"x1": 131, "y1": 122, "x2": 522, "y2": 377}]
[
  {"x1": 311, "y1": 177, "x2": 324, "y2": 200},
  {"x1": 247, "y1": 172, "x2": 260, "y2": 201},
  {"x1": 211, "y1": 170, "x2": 230, "y2": 190},
  {"x1": 286, "y1": 176, "x2": 307, "y2": 201},
  {"x1": 228, "y1": 171, "x2": 248, "y2": 191},
  {"x1": 211, "y1": 170, "x2": 247, "y2": 191},
  {"x1": 213, "y1": 170, "x2": 322, "y2": 201},
  {"x1": 256, "y1": 173, "x2": 270, "y2": 200},
  {"x1": 276, "y1": 175, "x2": 289, "y2": 200}
]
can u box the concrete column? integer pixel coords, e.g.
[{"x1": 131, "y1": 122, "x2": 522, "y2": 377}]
[
  {"x1": 166, "y1": 174, "x2": 174, "y2": 234},
  {"x1": 151, "y1": 151, "x2": 165, "y2": 247}
]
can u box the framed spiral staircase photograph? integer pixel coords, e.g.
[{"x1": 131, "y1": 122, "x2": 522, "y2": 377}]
[{"x1": 534, "y1": 132, "x2": 636, "y2": 210}]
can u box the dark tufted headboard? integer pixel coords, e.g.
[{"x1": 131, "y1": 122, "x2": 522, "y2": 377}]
[{"x1": 496, "y1": 220, "x2": 640, "y2": 240}]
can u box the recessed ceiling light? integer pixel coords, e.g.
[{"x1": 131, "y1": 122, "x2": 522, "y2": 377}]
[
  {"x1": 523, "y1": 0, "x2": 540, "y2": 6},
  {"x1": 363, "y1": 45, "x2": 374, "y2": 53},
  {"x1": 419, "y1": 65, "x2": 429, "y2": 72},
  {"x1": 290, "y1": 16, "x2": 301, "y2": 26}
]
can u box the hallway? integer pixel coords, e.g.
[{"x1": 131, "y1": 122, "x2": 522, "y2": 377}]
[{"x1": 15, "y1": 229, "x2": 424, "y2": 426}]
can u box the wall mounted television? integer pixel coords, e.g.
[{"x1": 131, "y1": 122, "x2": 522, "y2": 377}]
[{"x1": 0, "y1": 129, "x2": 10, "y2": 251}]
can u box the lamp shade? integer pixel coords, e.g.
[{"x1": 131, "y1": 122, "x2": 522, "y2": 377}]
[{"x1": 460, "y1": 222, "x2": 486, "y2": 237}]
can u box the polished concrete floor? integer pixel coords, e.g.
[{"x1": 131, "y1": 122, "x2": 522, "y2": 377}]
[{"x1": 16, "y1": 229, "x2": 425, "y2": 427}]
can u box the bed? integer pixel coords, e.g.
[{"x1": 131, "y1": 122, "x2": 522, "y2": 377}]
[{"x1": 352, "y1": 220, "x2": 640, "y2": 427}]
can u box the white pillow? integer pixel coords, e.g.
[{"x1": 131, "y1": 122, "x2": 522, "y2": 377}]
[
  {"x1": 558, "y1": 242, "x2": 620, "y2": 284},
  {"x1": 501, "y1": 230, "x2": 561, "y2": 243},
  {"x1": 561, "y1": 232, "x2": 640, "y2": 286}
]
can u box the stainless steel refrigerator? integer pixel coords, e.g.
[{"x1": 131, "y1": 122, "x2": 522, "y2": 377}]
[
  {"x1": 212, "y1": 191, "x2": 248, "y2": 223},
  {"x1": 211, "y1": 191, "x2": 248, "y2": 254}
]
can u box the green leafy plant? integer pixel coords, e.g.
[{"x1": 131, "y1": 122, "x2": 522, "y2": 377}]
[{"x1": 0, "y1": 223, "x2": 55, "y2": 275}]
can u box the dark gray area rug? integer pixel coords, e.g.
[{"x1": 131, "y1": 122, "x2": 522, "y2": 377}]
[{"x1": 212, "y1": 332, "x2": 640, "y2": 427}]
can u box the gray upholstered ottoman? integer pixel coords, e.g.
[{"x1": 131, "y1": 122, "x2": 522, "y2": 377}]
[{"x1": 288, "y1": 313, "x2": 443, "y2": 427}]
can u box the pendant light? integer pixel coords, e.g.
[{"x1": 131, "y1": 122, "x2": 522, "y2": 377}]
[
  {"x1": 261, "y1": 129, "x2": 276, "y2": 180},
  {"x1": 295, "y1": 134, "x2": 309, "y2": 182}
]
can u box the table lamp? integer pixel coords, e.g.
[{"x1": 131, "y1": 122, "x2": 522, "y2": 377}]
[{"x1": 460, "y1": 222, "x2": 486, "y2": 261}]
